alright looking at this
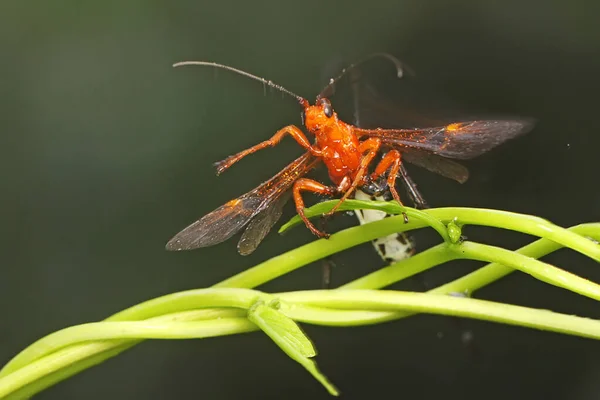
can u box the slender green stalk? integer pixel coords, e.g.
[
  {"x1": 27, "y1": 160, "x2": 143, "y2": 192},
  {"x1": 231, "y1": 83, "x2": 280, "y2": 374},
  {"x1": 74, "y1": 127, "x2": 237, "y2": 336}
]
[
  {"x1": 0, "y1": 317, "x2": 256, "y2": 400},
  {"x1": 281, "y1": 202, "x2": 600, "y2": 261},
  {"x1": 7, "y1": 282, "x2": 600, "y2": 399},
  {"x1": 451, "y1": 241, "x2": 600, "y2": 300},
  {"x1": 343, "y1": 223, "x2": 600, "y2": 292},
  {"x1": 338, "y1": 244, "x2": 460, "y2": 289},
  {"x1": 0, "y1": 204, "x2": 598, "y2": 399},
  {"x1": 2, "y1": 307, "x2": 250, "y2": 376},
  {"x1": 6, "y1": 284, "x2": 600, "y2": 398},
  {"x1": 11, "y1": 231, "x2": 599, "y2": 374},
  {"x1": 280, "y1": 290, "x2": 600, "y2": 339},
  {"x1": 2, "y1": 343, "x2": 134, "y2": 400}
]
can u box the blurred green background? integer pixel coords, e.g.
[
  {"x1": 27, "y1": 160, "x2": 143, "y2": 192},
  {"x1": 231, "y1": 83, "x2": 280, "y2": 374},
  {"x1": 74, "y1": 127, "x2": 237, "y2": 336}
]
[{"x1": 2, "y1": 1, "x2": 600, "y2": 399}]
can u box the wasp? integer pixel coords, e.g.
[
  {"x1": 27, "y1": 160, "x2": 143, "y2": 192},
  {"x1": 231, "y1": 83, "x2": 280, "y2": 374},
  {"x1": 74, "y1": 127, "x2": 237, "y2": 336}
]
[{"x1": 166, "y1": 54, "x2": 533, "y2": 254}]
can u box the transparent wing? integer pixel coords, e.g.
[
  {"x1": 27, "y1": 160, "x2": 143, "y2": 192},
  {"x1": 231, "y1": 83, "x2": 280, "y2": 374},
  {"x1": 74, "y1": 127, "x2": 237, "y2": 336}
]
[
  {"x1": 166, "y1": 152, "x2": 318, "y2": 251},
  {"x1": 237, "y1": 192, "x2": 291, "y2": 255},
  {"x1": 165, "y1": 195, "x2": 262, "y2": 251},
  {"x1": 401, "y1": 149, "x2": 470, "y2": 183},
  {"x1": 357, "y1": 119, "x2": 534, "y2": 160}
]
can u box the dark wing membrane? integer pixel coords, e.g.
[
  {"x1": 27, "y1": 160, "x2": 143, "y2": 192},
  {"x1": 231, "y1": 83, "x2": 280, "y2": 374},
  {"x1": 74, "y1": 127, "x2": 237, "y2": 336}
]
[
  {"x1": 165, "y1": 195, "x2": 263, "y2": 251},
  {"x1": 165, "y1": 152, "x2": 318, "y2": 251},
  {"x1": 358, "y1": 119, "x2": 534, "y2": 160},
  {"x1": 237, "y1": 192, "x2": 291, "y2": 255},
  {"x1": 401, "y1": 149, "x2": 470, "y2": 183}
]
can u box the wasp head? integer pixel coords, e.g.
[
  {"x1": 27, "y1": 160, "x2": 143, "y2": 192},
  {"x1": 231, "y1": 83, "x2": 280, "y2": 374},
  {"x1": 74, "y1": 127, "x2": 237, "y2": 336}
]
[{"x1": 302, "y1": 98, "x2": 338, "y2": 133}]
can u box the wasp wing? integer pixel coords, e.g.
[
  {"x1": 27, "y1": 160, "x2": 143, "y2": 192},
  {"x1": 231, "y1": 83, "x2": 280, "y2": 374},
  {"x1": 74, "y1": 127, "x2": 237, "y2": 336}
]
[
  {"x1": 237, "y1": 191, "x2": 292, "y2": 255},
  {"x1": 166, "y1": 152, "x2": 318, "y2": 251},
  {"x1": 357, "y1": 119, "x2": 534, "y2": 160},
  {"x1": 165, "y1": 194, "x2": 262, "y2": 251},
  {"x1": 400, "y1": 148, "x2": 470, "y2": 183}
]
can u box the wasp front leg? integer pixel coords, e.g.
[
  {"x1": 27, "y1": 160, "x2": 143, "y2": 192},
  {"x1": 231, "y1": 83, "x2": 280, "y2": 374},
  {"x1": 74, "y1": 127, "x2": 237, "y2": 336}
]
[
  {"x1": 370, "y1": 149, "x2": 408, "y2": 223},
  {"x1": 214, "y1": 125, "x2": 321, "y2": 175},
  {"x1": 292, "y1": 178, "x2": 337, "y2": 238}
]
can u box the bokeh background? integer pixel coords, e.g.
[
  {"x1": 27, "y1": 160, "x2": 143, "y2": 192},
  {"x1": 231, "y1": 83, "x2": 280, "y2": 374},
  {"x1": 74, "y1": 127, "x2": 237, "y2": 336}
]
[{"x1": 2, "y1": 1, "x2": 600, "y2": 399}]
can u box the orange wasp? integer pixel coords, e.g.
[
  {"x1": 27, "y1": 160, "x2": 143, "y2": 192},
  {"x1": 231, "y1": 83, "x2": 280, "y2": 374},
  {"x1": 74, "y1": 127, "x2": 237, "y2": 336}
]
[{"x1": 166, "y1": 54, "x2": 533, "y2": 254}]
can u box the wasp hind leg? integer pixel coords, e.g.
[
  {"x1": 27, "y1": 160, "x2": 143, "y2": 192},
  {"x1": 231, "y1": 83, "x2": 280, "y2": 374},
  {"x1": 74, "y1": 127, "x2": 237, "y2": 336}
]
[
  {"x1": 399, "y1": 164, "x2": 429, "y2": 209},
  {"x1": 370, "y1": 150, "x2": 408, "y2": 223}
]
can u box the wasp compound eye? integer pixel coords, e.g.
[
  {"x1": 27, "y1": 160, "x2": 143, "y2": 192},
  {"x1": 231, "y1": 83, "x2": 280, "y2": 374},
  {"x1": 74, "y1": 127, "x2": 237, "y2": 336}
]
[{"x1": 320, "y1": 98, "x2": 333, "y2": 118}]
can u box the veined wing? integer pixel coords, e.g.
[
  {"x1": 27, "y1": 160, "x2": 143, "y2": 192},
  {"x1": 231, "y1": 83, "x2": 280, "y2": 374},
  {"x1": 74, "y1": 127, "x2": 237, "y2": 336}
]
[
  {"x1": 166, "y1": 152, "x2": 319, "y2": 252},
  {"x1": 401, "y1": 148, "x2": 470, "y2": 183},
  {"x1": 356, "y1": 119, "x2": 534, "y2": 160},
  {"x1": 237, "y1": 191, "x2": 291, "y2": 255}
]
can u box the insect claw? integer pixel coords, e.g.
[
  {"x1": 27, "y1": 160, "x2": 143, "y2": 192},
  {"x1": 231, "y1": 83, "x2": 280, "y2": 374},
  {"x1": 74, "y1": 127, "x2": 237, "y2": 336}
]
[
  {"x1": 402, "y1": 212, "x2": 409, "y2": 224},
  {"x1": 213, "y1": 160, "x2": 227, "y2": 175},
  {"x1": 308, "y1": 223, "x2": 330, "y2": 239},
  {"x1": 319, "y1": 231, "x2": 331, "y2": 239}
]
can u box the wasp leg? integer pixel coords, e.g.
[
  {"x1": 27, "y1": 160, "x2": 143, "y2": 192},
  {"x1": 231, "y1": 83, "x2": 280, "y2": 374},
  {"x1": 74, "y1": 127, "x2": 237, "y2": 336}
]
[
  {"x1": 214, "y1": 125, "x2": 321, "y2": 175},
  {"x1": 324, "y1": 138, "x2": 381, "y2": 217},
  {"x1": 399, "y1": 164, "x2": 429, "y2": 209},
  {"x1": 370, "y1": 150, "x2": 408, "y2": 223},
  {"x1": 293, "y1": 178, "x2": 337, "y2": 238}
]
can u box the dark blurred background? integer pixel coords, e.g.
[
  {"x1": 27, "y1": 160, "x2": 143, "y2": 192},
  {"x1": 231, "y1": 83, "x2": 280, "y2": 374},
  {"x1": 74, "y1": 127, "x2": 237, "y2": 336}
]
[{"x1": 2, "y1": 1, "x2": 600, "y2": 399}]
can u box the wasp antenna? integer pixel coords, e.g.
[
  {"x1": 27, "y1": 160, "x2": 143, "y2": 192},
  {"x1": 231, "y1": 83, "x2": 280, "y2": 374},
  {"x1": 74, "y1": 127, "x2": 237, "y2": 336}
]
[
  {"x1": 173, "y1": 61, "x2": 309, "y2": 107},
  {"x1": 317, "y1": 53, "x2": 413, "y2": 100}
]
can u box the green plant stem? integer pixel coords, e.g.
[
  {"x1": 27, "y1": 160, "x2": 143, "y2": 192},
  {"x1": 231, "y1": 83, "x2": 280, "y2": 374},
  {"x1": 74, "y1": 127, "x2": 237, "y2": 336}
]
[
  {"x1": 0, "y1": 317, "x2": 255, "y2": 400},
  {"x1": 451, "y1": 241, "x2": 600, "y2": 300},
  {"x1": 339, "y1": 243, "x2": 460, "y2": 289},
  {"x1": 2, "y1": 304, "x2": 253, "y2": 376},
  {"x1": 419, "y1": 223, "x2": 600, "y2": 295},
  {"x1": 0, "y1": 204, "x2": 597, "y2": 399},
  {"x1": 3, "y1": 343, "x2": 134, "y2": 400},
  {"x1": 281, "y1": 202, "x2": 600, "y2": 261},
  {"x1": 280, "y1": 290, "x2": 600, "y2": 338},
  {"x1": 6, "y1": 285, "x2": 600, "y2": 399},
  {"x1": 340, "y1": 224, "x2": 600, "y2": 326},
  {"x1": 343, "y1": 223, "x2": 600, "y2": 291},
  {"x1": 3, "y1": 223, "x2": 599, "y2": 396}
]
